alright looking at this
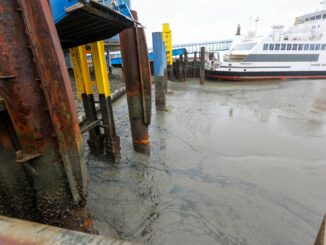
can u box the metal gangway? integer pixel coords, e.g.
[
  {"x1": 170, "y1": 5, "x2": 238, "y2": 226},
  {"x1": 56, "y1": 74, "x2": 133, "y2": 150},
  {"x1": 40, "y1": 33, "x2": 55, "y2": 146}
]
[
  {"x1": 111, "y1": 40, "x2": 233, "y2": 65},
  {"x1": 172, "y1": 40, "x2": 232, "y2": 53}
]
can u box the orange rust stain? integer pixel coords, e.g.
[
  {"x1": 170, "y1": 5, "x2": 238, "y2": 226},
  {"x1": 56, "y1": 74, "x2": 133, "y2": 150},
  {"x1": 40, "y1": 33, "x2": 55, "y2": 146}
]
[
  {"x1": 133, "y1": 139, "x2": 150, "y2": 145},
  {"x1": 0, "y1": 130, "x2": 13, "y2": 151},
  {"x1": 127, "y1": 91, "x2": 140, "y2": 97},
  {"x1": 80, "y1": 218, "x2": 94, "y2": 233}
]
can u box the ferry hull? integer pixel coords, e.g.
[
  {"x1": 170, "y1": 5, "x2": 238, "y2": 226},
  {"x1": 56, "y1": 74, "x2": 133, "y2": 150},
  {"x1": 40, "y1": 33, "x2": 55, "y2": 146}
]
[{"x1": 205, "y1": 70, "x2": 326, "y2": 81}]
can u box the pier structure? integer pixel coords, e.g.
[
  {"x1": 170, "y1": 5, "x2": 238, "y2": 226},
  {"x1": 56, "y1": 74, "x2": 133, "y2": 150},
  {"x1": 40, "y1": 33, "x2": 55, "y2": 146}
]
[
  {"x1": 173, "y1": 39, "x2": 232, "y2": 53},
  {"x1": 0, "y1": 0, "x2": 151, "y2": 241},
  {"x1": 1, "y1": 0, "x2": 326, "y2": 244},
  {"x1": 111, "y1": 39, "x2": 232, "y2": 66}
]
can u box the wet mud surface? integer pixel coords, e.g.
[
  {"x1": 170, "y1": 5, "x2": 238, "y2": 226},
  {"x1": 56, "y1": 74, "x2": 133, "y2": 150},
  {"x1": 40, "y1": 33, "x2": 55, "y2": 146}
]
[{"x1": 85, "y1": 79, "x2": 326, "y2": 245}]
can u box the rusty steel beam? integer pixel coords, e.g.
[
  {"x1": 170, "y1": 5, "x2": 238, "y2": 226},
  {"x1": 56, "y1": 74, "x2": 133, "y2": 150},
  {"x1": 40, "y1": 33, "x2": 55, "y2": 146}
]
[
  {"x1": 184, "y1": 50, "x2": 188, "y2": 81},
  {"x1": 0, "y1": 0, "x2": 89, "y2": 230},
  {"x1": 179, "y1": 55, "x2": 185, "y2": 82},
  {"x1": 119, "y1": 10, "x2": 152, "y2": 154},
  {"x1": 200, "y1": 47, "x2": 206, "y2": 84},
  {"x1": 0, "y1": 215, "x2": 142, "y2": 245},
  {"x1": 0, "y1": 96, "x2": 5, "y2": 112},
  {"x1": 193, "y1": 51, "x2": 198, "y2": 78},
  {"x1": 0, "y1": 111, "x2": 39, "y2": 221}
]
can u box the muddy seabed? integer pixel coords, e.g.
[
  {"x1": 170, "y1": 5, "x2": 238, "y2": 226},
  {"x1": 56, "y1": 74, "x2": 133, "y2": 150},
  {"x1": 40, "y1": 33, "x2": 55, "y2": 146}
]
[{"x1": 86, "y1": 79, "x2": 326, "y2": 245}]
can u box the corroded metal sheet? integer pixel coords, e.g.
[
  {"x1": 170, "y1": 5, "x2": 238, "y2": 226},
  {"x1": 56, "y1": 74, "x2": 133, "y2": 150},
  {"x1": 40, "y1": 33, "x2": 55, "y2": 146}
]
[
  {"x1": 0, "y1": 0, "x2": 89, "y2": 230},
  {"x1": 0, "y1": 95, "x2": 5, "y2": 112}
]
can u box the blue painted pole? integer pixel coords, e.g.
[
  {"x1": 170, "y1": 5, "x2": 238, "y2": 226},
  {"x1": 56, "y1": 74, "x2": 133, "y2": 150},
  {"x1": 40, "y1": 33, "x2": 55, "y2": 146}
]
[
  {"x1": 153, "y1": 32, "x2": 166, "y2": 76},
  {"x1": 152, "y1": 32, "x2": 167, "y2": 111}
]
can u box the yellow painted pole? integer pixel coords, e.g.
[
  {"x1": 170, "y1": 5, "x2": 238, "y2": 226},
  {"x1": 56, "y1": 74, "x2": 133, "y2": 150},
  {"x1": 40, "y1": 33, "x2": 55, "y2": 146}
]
[
  {"x1": 90, "y1": 41, "x2": 120, "y2": 162},
  {"x1": 70, "y1": 46, "x2": 103, "y2": 156},
  {"x1": 70, "y1": 48, "x2": 86, "y2": 100},
  {"x1": 90, "y1": 41, "x2": 110, "y2": 97},
  {"x1": 70, "y1": 46, "x2": 94, "y2": 96},
  {"x1": 162, "y1": 23, "x2": 173, "y2": 65}
]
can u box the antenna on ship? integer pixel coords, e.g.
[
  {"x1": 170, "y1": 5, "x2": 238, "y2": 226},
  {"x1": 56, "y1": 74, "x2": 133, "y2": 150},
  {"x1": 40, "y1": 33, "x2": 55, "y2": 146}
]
[
  {"x1": 254, "y1": 17, "x2": 259, "y2": 34},
  {"x1": 236, "y1": 24, "x2": 241, "y2": 35}
]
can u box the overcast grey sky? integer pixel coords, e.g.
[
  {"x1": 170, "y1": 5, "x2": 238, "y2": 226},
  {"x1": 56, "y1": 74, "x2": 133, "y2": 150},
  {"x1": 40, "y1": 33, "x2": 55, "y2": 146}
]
[{"x1": 132, "y1": 0, "x2": 321, "y2": 45}]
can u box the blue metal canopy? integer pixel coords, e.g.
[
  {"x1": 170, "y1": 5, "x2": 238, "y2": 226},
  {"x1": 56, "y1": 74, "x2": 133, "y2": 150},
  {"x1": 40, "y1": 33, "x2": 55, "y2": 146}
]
[{"x1": 50, "y1": 0, "x2": 134, "y2": 49}]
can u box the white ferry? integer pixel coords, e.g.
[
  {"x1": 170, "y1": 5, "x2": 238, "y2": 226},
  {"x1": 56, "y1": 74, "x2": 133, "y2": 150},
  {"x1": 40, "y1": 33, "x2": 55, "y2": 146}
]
[{"x1": 206, "y1": 1, "x2": 326, "y2": 81}]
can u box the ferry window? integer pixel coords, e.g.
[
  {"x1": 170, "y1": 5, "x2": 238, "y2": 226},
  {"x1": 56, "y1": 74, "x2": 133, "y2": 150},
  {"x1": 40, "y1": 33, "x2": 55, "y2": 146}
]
[
  {"x1": 286, "y1": 44, "x2": 292, "y2": 50},
  {"x1": 305, "y1": 18, "x2": 309, "y2": 22},
  {"x1": 232, "y1": 43, "x2": 257, "y2": 51},
  {"x1": 316, "y1": 44, "x2": 321, "y2": 50},
  {"x1": 322, "y1": 44, "x2": 326, "y2": 50},
  {"x1": 269, "y1": 44, "x2": 275, "y2": 50},
  {"x1": 263, "y1": 44, "x2": 268, "y2": 50},
  {"x1": 304, "y1": 44, "x2": 309, "y2": 50},
  {"x1": 292, "y1": 44, "x2": 298, "y2": 50},
  {"x1": 281, "y1": 44, "x2": 286, "y2": 50},
  {"x1": 310, "y1": 16, "x2": 316, "y2": 21},
  {"x1": 298, "y1": 44, "x2": 303, "y2": 50},
  {"x1": 310, "y1": 44, "x2": 316, "y2": 50},
  {"x1": 317, "y1": 15, "x2": 322, "y2": 20},
  {"x1": 323, "y1": 14, "x2": 326, "y2": 19},
  {"x1": 275, "y1": 44, "x2": 280, "y2": 50}
]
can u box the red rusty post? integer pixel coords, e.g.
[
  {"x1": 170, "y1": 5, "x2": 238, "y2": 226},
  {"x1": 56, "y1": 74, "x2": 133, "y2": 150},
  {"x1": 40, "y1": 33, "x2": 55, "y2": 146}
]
[
  {"x1": 194, "y1": 51, "x2": 198, "y2": 78},
  {"x1": 184, "y1": 50, "x2": 188, "y2": 81},
  {"x1": 200, "y1": 47, "x2": 206, "y2": 84},
  {"x1": 0, "y1": 0, "x2": 90, "y2": 230},
  {"x1": 119, "y1": 11, "x2": 152, "y2": 154},
  {"x1": 179, "y1": 55, "x2": 185, "y2": 82}
]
